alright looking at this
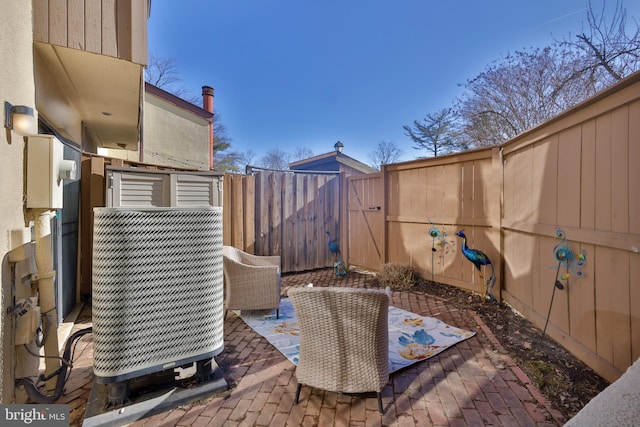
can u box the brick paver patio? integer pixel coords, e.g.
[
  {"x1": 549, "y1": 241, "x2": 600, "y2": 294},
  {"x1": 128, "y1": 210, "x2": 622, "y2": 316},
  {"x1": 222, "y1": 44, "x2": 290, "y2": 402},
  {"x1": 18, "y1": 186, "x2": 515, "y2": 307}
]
[{"x1": 64, "y1": 268, "x2": 565, "y2": 426}]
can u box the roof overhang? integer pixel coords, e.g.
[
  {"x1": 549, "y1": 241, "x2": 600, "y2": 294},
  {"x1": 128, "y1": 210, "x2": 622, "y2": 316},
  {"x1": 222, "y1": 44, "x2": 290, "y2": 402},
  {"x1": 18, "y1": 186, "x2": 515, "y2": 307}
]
[{"x1": 34, "y1": 42, "x2": 143, "y2": 150}]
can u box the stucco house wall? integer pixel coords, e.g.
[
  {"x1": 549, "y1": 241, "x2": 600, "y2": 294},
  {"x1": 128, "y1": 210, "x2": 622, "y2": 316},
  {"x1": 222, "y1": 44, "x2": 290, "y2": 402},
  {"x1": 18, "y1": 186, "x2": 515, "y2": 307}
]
[
  {"x1": 143, "y1": 89, "x2": 212, "y2": 170},
  {"x1": 0, "y1": 1, "x2": 38, "y2": 402}
]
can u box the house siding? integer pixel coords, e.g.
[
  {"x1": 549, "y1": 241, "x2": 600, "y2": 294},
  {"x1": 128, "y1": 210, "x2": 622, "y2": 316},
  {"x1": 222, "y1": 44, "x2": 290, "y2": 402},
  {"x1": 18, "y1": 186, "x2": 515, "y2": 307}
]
[{"x1": 99, "y1": 90, "x2": 212, "y2": 170}]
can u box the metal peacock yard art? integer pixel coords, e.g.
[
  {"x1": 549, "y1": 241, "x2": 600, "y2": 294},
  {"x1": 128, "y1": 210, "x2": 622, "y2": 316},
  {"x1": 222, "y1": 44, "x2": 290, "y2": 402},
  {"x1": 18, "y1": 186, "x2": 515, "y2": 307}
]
[
  {"x1": 456, "y1": 230, "x2": 497, "y2": 303},
  {"x1": 326, "y1": 230, "x2": 347, "y2": 277}
]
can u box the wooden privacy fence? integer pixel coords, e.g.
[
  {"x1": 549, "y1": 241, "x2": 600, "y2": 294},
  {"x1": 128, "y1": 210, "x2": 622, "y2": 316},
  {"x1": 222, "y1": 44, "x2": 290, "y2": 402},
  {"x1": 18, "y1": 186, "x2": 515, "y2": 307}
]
[
  {"x1": 224, "y1": 170, "x2": 342, "y2": 273},
  {"x1": 373, "y1": 148, "x2": 501, "y2": 298},
  {"x1": 346, "y1": 72, "x2": 640, "y2": 383}
]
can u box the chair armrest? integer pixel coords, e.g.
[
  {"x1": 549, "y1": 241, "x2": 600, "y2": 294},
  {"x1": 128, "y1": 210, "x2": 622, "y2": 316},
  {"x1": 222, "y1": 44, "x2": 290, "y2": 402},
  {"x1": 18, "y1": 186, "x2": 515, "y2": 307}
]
[
  {"x1": 237, "y1": 251, "x2": 280, "y2": 268},
  {"x1": 225, "y1": 258, "x2": 279, "y2": 275}
]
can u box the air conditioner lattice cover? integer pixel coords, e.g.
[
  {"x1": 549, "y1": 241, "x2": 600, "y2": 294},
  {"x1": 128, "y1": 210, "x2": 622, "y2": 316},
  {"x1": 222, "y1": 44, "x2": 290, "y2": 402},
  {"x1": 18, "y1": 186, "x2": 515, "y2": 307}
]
[{"x1": 92, "y1": 207, "x2": 224, "y2": 383}]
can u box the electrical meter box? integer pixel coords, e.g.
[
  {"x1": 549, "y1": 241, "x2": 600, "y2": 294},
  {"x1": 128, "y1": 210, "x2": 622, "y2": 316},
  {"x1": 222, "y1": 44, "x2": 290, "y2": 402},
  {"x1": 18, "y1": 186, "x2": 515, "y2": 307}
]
[{"x1": 26, "y1": 135, "x2": 66, "y2": 209}]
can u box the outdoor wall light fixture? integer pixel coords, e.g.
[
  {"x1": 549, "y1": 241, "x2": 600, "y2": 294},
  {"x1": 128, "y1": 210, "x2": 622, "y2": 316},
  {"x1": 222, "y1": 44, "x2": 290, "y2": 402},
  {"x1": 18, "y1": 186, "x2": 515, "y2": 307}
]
[
  {"x1": 5, "y1": 101, "x2": 36, "y2": 136},
  {"x1": 334, "y1": 141, "x2": 344, "y2": 153}
]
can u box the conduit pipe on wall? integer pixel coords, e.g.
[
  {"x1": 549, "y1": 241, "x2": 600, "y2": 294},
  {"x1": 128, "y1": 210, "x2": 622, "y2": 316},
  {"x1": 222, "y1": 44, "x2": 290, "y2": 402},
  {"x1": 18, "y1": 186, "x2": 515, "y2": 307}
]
[{"x1": 32, "y1": 208, "x2": 61, "y2": 393}]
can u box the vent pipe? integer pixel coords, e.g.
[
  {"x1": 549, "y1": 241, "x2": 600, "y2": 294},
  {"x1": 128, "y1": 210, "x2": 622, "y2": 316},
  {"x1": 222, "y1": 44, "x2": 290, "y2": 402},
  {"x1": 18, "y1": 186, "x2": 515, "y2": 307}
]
[{"x1": 202, "y1": 86, "x2": 214, "y2": 170}]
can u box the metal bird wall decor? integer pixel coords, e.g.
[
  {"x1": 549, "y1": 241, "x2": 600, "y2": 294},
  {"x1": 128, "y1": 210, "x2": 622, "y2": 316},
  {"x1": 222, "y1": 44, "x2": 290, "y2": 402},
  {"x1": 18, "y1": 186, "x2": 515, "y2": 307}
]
[
  {"x1": 541, "y1": 226, "x2": 587, "y2": 339},
  {"x1": 428, "y1": 222, "x2": 450, "y2": 280},
  {"x1": 326, "y1": 231, "x2": 347, "y2": 277},
  {"x1": 456, "y1": 230, "x2": 497, "y2": 303},
  {"x1": 428, "y1": 222, "x2": 449, "y2": 251},
  {"x1": 552, "y1": 226, "x2": 587, "y2": 280}
]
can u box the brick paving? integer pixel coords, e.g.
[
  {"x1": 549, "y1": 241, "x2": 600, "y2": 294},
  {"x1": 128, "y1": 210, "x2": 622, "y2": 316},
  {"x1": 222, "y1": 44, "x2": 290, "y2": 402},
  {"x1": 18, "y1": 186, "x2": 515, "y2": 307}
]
[{"x1": 64, "y1": 268, "x2": 566, "y2": 426}]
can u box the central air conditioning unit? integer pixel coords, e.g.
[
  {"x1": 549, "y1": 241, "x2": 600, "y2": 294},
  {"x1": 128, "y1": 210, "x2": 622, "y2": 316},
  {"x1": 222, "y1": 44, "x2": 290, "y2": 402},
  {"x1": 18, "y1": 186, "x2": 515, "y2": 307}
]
[{"x1": 91, "y1": 207, "x2": 224, "y2": 387}]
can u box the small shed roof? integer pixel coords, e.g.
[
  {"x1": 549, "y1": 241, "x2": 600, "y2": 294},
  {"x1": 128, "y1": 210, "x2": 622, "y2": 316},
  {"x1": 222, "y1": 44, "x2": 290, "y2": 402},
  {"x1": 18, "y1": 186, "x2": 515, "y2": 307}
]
[{"x1": 289, "y1": 151, "x2": 377, "y2": 174}]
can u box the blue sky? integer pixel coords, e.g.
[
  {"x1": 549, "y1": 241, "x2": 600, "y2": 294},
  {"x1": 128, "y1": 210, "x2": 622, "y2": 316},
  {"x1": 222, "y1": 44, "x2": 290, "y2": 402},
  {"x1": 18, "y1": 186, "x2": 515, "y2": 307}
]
[{"x1": 148, "y1": 1, "x2": 639, "y2": 165}]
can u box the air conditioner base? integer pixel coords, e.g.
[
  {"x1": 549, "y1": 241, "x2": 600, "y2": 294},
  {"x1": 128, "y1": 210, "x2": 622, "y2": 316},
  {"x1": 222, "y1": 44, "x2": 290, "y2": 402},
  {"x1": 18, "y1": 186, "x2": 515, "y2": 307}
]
[{"x1": 82, "y1": 361, "x2": 227, "y2": 427}]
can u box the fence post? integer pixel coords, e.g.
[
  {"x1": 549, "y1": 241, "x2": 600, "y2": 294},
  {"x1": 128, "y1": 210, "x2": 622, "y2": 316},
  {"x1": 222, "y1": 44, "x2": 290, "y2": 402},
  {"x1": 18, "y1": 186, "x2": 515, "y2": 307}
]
[
  {"x1": 80, "y1": 155, "x2": 105, "y2": 298},
  {"x1": 380, "y1": 164, "x2": 387, "y2": 266}
]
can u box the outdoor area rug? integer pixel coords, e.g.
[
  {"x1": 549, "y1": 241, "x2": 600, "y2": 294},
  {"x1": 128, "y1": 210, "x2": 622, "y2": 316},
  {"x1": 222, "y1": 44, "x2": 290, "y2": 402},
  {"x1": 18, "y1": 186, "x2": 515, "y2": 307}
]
[{"x1": 237, "y1": 298, "x2": 475, "y2": 373}]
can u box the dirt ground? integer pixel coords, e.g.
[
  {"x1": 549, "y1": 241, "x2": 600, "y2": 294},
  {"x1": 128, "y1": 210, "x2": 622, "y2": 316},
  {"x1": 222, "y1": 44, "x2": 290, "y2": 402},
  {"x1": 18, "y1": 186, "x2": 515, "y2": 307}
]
[{"x1": 411, "y1": 277, "x2": 610, "y2": 420}]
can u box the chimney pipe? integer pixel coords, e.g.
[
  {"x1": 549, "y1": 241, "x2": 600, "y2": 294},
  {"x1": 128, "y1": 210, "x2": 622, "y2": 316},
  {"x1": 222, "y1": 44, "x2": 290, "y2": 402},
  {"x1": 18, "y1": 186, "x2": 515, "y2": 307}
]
[{"x1": 202, "y1": 86, "x2": 214, "y2": 170}]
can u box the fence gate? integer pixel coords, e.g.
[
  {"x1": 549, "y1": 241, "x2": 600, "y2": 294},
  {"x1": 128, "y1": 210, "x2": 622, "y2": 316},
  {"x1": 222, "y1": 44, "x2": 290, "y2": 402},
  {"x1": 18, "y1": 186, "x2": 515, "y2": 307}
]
[
  {"x1": 252, "y1": 171, "x2": 341, "y2": 273},
  {"x1": 346, "y1": 172, "x2": 384, "y2": 270}
]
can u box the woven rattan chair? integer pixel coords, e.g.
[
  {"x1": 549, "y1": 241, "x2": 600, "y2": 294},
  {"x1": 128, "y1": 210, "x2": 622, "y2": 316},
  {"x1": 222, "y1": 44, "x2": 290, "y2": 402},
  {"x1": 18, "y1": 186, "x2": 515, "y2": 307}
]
[
  {"x1": 222, "y1": 246, "x2": 281, "y2": 319},
  {"x1": 288, "y1": 287, "x2": 390, "y2": 413}
]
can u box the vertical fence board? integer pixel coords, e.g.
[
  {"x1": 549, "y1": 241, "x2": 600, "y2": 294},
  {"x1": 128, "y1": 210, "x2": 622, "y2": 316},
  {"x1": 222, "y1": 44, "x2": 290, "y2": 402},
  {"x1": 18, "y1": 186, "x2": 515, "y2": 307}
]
[
  {"x1": 253, "y1": 173, "x2": 264, "y2": 253},
  {"x1": 533, "y1": 137, "x2": 558, "y2": 225},
  {"x1": 611, "y1": 106, "x2": 629, "y2": 234},
  {"x1": 462, "y1": 161, "x2": 474, "y2": 220},
  {"x1": 223, "y1": 174, "x2": 232, "y2": 245},
  {"x1": 505, "y1": 147, "x2": 534, "y2": 223},
  {"x1": 443, "y1": 163, "x2": 461, "y2": 218},
  {"x1": 568, "y1": 243, "x2": 596, "y2": 353},
  {"x1": 505, "y1": 231, "x2": 535, "y2": 308},
  {"x1": 557, "y1": 126, "x2": 582, "y2": 227},
  {"x1": 630, "y1": 101, "x2": 640, "y2": 235},
  {"x1": 422, "y1": 167, "x2": 433, "y2": 219},
  {"x1": 304, "y1": 176, "x2": 313, "y2": 268},
  {"x1": 295, "y1": 175, "x2": 306, "y2": 271},
  {"x1": 581, "y1": 119, "x2": 597, "y2": 230},
  {"x1": 80, "y1": 156, "x2": 104, "y2": 296},
  {"x1": 595, "y1": 114, "x2": 613, "y2": 231},
  {"x1": 231, "y1": 175, "x2": 244, "y2": 247},
  {"x1": 318, "y1": 176, "x2": 328, "y2": 268},
  {"x1": 271, "y1": 173, "x2": 283, "y2": 257},
  {"x1": 473, "y1": 159, "x2": 488, "y2": 220},
  {"x1": 319, "y1": 176, "x2": 330, "y2": 263},
  {"x1": 595, "y1": 246, "x2": 631, "y2": 371},
  {"x1": 243, "y1": 175, "x2": 255, "y2": 253},
  {"x1": 631, "y1": 253, "x2": 640, "y2": 362},
  {"x1": 539, "y1": 236, "x2": 570, "y2": 333},
  {"x1": 283, "y1": 174, "x2": 294, "y2": 271}
]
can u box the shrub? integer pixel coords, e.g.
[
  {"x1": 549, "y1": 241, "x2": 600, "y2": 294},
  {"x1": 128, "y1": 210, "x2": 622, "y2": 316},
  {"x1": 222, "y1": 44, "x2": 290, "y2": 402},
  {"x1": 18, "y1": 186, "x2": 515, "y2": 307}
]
[{"x1": 375, "y1": 263, "x2": 420, "y2": 291}]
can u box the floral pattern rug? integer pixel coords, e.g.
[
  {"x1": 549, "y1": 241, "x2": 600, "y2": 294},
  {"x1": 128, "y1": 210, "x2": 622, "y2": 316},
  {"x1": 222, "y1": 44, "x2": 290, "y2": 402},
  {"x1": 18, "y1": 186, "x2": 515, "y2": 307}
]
[{"x1": 238, "y1": 298, "x2": 475, "y2": 373}]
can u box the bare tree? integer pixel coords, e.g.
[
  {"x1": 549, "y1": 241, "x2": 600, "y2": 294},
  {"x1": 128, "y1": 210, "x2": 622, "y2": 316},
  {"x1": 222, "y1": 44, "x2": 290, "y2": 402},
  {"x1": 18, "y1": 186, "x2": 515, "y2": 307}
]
[
  {"x1": 368, "y1": 140, "x2": 403, "y2": 169},
  {"x1": 145, "y1": 53, "x2": 241, "y2": 171},
  {"x1": 403, "y1": 108, "x2": 468, "y2": 157},
  {"x1": 291, "y1": 146, "x2": 314, "y2": 162},
  {"x1": 145, "y1": 53, "x2": 199, "y2": 103},
  {"x1": 409, "y1": 3, "x2": 639, "y2": 150},
  {"x1": 457, "y1": 46, "x2": 598, "y2": 146},
  {"x1": 259, "y1": 149, "x2": 291, "y2": 170},
  {"x1": 237, "y1": 150, "x2": 257, "y2": 171},
  {"x1": 559, "y1": 0, "x2": 640, "y2": 86}
]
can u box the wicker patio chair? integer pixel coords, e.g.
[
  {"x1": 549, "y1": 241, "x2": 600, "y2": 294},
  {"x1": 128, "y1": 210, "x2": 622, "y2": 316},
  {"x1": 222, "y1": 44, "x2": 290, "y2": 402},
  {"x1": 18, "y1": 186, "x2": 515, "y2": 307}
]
[
  {"x1": 222, "y1": 246, "x2": 281, "y2": 319},
  {"x1": 288, "y1": 287, "x2": 390, "y2": 413}
]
